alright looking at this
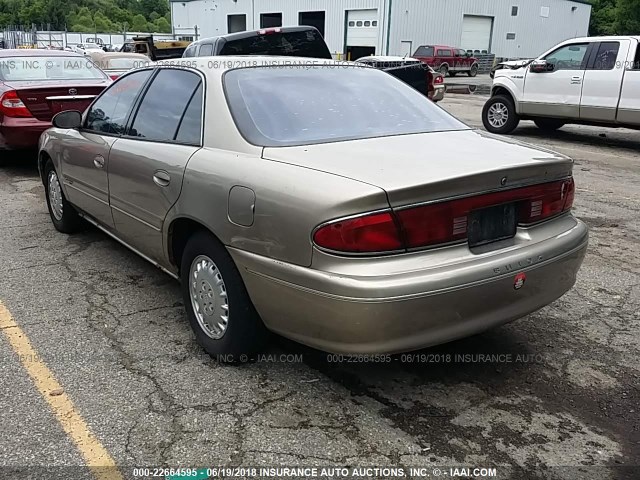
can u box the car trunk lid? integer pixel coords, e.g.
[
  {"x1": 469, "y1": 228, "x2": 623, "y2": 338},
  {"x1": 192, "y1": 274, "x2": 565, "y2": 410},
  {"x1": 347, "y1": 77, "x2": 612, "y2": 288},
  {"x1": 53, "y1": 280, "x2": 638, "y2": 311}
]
[
  {"x1": 262, "y1": 130, "x2": 573, "y2": 208},
  {"x1": 6, "y1": 81, "x2": 109, "y2": 121}
]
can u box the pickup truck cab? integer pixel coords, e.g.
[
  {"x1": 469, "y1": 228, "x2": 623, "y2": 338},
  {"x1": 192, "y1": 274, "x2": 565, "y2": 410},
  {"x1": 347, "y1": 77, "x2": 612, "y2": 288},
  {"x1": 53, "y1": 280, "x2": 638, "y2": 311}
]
[
  {"x1": 483, "y1": 36, "x2": 640, "y2": 134},
  {"x1": 413, "y1": 45, "x2": 479, "y2": 77}
]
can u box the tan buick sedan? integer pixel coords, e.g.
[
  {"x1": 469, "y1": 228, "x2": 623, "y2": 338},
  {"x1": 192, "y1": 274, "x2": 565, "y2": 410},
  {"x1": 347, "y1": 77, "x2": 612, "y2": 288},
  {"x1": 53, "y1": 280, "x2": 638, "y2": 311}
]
[{"x1": 38, "y1": 57, "x2": 588, "y2": 358}]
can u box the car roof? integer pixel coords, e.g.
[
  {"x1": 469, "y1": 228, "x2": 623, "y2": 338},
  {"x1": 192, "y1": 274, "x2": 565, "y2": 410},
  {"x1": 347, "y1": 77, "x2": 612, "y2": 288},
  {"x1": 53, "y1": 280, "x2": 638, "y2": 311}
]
[
  {"x1": 564, "y1": 35, "x2": 640, "y2": 42},
  {"x1": 0, "y1": 49, "x2": 85, "y2": 57},
  {"x1": 190, "y1": 26, "x2": 321, "y2": 47},
  {"x1": 155, "y1": 55, "x2": 354, "y2": 79}
]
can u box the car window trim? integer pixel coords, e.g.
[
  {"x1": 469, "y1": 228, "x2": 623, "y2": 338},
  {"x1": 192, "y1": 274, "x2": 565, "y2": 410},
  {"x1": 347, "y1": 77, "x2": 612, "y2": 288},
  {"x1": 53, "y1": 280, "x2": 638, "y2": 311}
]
[
  {"x1": 80, "y1": 67, "x2": 156, "y2": 137},
  {"x1": 172, "y1": 81, "x2": 203, "y2": 142},
  {"x1": 122, "y1": 66, "x2": 206, "y2": 147}
]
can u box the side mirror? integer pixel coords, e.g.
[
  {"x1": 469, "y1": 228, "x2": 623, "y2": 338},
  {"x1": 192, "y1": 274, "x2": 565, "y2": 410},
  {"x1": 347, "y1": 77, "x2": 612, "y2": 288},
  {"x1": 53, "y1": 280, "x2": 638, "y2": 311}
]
[
  {"x1": 530, "y1": 60, "x2": 551, "y2": 73},
  {"x1": 52, "y1": 110, "x2": 82, "y2": 129}
]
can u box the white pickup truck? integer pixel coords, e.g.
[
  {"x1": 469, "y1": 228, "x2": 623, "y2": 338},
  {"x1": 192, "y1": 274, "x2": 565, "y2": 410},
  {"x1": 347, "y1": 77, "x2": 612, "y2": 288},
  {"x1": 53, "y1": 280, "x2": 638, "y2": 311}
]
[{"x1": 482, "y1": 36, "x2": 640, "y2": 134}]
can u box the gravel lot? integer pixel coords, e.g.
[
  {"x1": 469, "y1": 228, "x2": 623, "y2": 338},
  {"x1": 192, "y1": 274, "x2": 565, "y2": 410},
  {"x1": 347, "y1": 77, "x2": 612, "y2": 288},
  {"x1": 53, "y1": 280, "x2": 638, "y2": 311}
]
[{"x1": 0, "y1": 94, "x2": 638, "y2": 480}]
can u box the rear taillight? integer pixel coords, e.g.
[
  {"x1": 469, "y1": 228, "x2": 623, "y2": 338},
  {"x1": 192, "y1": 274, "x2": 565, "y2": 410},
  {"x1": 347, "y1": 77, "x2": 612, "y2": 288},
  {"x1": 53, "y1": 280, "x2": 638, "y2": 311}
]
[
  {"x1": 313, "y1": 178, "x2": 575, "y2": 254},
  {"x1": 0, "y1": 90, "x2": 32, "y2": 118},
  {"x1": 518, "y1": 177, "x2": 574, "y2": 224},
  {"x1": 433, "y1": 75, "x2": 444, "y2": 84},
  {"x1": 109, "y1": 74, "x2": 120, "y2": 80},
  {"x1": 313, "y1": 212, "x2": 403, "y2": 253}
]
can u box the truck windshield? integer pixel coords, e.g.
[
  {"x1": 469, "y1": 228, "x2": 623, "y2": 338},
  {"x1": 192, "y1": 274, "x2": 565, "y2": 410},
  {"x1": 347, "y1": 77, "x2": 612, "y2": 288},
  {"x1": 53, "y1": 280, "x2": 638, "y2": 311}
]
[
  {"x1": 219, "y1": 30, "x2": 332, "y2": 59},
  {"x1": 224, "y1": 65, "x2": 467, "y2": 147}
]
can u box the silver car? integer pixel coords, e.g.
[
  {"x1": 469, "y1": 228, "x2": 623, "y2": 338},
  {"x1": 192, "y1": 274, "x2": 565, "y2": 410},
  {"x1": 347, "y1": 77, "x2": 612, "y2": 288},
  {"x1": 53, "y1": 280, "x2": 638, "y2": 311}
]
[{"x1": 38, "y1": 57, "x2": 588, "y2": 359}]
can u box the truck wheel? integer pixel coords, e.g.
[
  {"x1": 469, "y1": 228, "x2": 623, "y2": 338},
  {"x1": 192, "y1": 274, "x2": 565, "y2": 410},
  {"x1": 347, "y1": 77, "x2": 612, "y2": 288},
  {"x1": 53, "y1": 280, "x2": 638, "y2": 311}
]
[
  {"x1": 439, "y1": 64, "x2": 448, "y2": 76},
  {"x1": 180, "y1": 230, "x2": 268, "y2": 361},
  {"x1": 482, "y1": 95, "x2": 520, "y2": 134},
  {"x1": 468, "y1": 64, "x2": 479, "y2": 77},
  {"x1": 534, "y1": 118, "x2": 565, "y2": 131}
]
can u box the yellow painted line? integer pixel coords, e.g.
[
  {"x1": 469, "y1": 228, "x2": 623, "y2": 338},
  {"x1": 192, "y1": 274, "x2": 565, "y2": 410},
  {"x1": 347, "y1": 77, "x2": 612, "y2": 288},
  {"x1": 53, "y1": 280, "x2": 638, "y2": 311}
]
[{"x1": 0, "y1": 301, "x2": 124, "y2": 480}]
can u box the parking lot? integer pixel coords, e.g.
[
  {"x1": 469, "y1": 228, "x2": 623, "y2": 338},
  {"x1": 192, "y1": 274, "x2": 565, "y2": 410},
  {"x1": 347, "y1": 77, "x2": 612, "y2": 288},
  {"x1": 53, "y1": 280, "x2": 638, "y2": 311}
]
[{"x1": 1, "y1": 93, "x2": 638, "y2": 480}]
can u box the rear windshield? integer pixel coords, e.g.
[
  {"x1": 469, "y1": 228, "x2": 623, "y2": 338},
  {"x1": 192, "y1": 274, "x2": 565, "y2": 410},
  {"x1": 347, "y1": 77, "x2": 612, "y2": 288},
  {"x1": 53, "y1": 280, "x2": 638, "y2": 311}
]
[
  {"x1": 219, "y1": 30, "x2": 331, "y2": 59},
  {"x1": 414, "y1": 46, "x2": 434, "y2": 57},
  {"x1": 224, "y1": 65, "x2": 467, "y2": 147},
  {"x1": 0, "y1": 56, "x2": 107, "y2": 81}
]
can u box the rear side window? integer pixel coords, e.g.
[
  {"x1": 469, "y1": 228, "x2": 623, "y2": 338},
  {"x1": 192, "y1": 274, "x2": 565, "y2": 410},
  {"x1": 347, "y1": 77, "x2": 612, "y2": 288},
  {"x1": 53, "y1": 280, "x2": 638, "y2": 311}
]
[
  {"x1": 128, "y1": 69, "x2": 202, "y2": 143},
  {"x1": 591, "y1": 42, "x2": 619, "y2": 70},
  {"x1": 183, "y1": 44, "x2": 196, "y2": 57},
  {"x1": 199, "y1": 43, "x2": 214, "y2": 56},
  {"x1": 218, "y1": 29, "x2": 331, "y2": 59},
  {"x1": 224, "y1": 66, "x2": 466, "y2": 147},
  {"x1": 414, "y1": 46, "x2": 434, "y2": 57},
  {"x1": 175, "y1": 83, "x2": 203, "y2": 145},
  {"x1": 85, "y1": 69, "x2": 152, "y2": 134},
  {"x1": 436, "y1": 49, "x2": 452, "y2": 56},
  {"x1": 634, "y1": 45, "x2": 640, "y2": 69}
]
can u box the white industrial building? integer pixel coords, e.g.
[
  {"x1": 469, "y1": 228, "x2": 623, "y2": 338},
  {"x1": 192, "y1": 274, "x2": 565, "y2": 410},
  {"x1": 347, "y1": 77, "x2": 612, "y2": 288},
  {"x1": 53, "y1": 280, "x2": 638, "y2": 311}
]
[{"x1": 170, "y1": 0, "x2": 592, "y2": 59}]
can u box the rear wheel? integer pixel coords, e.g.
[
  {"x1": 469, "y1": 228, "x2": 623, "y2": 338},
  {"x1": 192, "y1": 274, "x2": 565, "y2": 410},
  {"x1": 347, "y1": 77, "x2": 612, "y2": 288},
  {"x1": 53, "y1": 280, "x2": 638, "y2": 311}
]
[
  {"x1": 439, "y1": 64, "x2": 448, "y2": 76},
  {"x1": 534, "y1": 118, "x2": 565, "y2": 131},
  {"x1": 482, "y1": 95, "x2": 520, "y2": 134},
  {"x1": 468, "y1": 64, "x2": 479, "y2": 77},
  {"x1": 180, "y1": 230, "x2": 268, "y2": 360},
  {"x1": 44, "y1": 160, "x2": 82, "y2": 233}
]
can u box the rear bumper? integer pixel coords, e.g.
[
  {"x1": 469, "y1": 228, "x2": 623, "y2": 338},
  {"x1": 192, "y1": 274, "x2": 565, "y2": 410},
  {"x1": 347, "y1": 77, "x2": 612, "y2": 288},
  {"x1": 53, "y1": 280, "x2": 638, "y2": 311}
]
[
  {"x1": 231, "y1": 216, "x2": 588, "y2": 354},
  {"x1": 0, "y1": 117, "x2": 50, "y2": 150},
  {"x1": 432, "y1": 85, "x2": 445, "y2": 102}
]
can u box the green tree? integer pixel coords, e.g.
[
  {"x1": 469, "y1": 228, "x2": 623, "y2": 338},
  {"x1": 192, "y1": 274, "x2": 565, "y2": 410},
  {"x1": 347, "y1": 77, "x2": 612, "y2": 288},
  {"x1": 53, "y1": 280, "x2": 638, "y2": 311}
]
[
  {"x1": 130, "y1": 13, "x2": 149, "y2": 32},
  {"x1": 616, "y1": 0, "x2": 640, "y2": 34},
  {"x1": 589, "y1": 0, "x2": 618, "y2": 35},
  {"x1": 153, "y1": 15, "x2": 169, "y2": 33}
]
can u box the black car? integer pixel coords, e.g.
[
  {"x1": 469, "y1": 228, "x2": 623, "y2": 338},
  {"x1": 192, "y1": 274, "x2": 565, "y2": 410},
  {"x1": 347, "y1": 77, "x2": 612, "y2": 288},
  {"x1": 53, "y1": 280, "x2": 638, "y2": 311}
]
[{"x1": 182, "y1": 26, "x2": 332, "y2": 59}]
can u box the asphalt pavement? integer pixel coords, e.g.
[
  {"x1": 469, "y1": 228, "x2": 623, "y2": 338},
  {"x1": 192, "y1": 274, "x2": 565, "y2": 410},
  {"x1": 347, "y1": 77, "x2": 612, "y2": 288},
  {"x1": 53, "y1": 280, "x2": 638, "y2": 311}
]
[{"x1": 0, "y1": 95, "x2": 638, "y2": 480}]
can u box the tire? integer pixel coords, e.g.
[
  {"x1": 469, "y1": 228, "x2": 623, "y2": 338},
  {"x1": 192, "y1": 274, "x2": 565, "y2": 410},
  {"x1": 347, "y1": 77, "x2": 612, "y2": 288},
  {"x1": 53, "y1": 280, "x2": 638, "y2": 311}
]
[
  {"x1": 44, "y1": 160, "x2": 82, "y2": 233},
  {"x1": 482, "y1": 95, "x2": 520, "y2": 134},
  {"x1": 180, "y1": 230, "x2": 268, "y2": 360},
  {"x1": 439, "y1": 64, "x2": 448, "y2": 76},
  {"x1": 534, "y1": 118, "x2": 565, "y2": 131},
  {"x1": 468, "y1": 64, "x2": 479, "y2": 77}
]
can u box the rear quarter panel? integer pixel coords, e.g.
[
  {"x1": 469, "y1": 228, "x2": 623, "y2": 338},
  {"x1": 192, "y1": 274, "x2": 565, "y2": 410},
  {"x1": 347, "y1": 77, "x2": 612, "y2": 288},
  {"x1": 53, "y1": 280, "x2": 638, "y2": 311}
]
[{"x1": 165, "y1": 149, "x2": 389, "y2": 267}]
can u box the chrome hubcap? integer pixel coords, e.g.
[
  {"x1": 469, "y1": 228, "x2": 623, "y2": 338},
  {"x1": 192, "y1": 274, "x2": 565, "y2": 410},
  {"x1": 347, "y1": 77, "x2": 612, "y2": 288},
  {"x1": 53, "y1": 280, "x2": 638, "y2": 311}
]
[
  {"x1": 189, "y1": 255, "x2": 229, "y2": 339},
  {"x1": 488, "y1": 102, "x2": 509, "y2": 128},
  {"x1": 48, "y1": 171, "x2": 63, "y2": 221}
]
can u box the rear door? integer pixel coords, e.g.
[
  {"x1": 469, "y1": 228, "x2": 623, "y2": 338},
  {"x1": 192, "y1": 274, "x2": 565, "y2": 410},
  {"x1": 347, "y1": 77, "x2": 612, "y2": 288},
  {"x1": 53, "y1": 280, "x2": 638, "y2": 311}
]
[
  {"x1": 522, "y1": 42, "x2": 591, "y2": 118},
  {"x1": 616, "y1": 40, "x2": 640, "y2": 126},
  {"x1": 580, "y1": 40, "x2": 630, "y2": 122},
  {"x1": 59, "y1": 69, "x2": 153, "y2": 228},
  {"x1": 107, "y1": 68, "x2": 203, "y2": 262},
  {"x1": 436, "y1": 48, "x2": 453, "y2": 71}
]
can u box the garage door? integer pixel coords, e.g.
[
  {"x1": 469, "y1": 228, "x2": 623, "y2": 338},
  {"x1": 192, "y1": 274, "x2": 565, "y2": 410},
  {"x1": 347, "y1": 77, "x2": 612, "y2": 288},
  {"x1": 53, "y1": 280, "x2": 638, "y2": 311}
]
[
  {"x1": 346, "y1": 9, "x2": 379, "y2": 47},
  {"x1": 461, "y1": 15, "x2": 493, "y2": 52}
]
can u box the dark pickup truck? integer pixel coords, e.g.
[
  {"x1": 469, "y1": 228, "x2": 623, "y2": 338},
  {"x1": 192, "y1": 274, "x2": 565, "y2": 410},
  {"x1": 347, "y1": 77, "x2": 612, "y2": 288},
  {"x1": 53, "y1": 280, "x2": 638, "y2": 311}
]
[{"x1": 182, "y1": 26, "x2": 435, "y2": 99}]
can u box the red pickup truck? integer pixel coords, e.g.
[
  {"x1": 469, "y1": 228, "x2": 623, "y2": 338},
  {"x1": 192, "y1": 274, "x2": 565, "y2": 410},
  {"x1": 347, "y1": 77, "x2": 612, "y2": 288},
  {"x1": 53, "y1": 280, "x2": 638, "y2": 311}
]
[{"x1": 413, "y1": 45, "x2": 479, "y2": 77}]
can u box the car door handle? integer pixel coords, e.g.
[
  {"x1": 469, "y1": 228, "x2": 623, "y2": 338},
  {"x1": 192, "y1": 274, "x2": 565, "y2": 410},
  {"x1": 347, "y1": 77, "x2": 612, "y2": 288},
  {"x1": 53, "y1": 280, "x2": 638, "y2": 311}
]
[
  {"x1": 571, "y1": 76, "x2": 582, "y2": 83},
  {"x1": 153, "y1": 170, "x2": 171, "y2": 187},
  {"x1": 93, "y1": 155, "x2": 105, "y2": 169}
]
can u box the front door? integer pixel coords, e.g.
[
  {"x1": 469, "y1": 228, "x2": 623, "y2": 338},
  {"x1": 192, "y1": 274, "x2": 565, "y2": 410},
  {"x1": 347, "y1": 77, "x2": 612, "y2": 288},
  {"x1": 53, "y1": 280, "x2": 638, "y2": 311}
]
[
  {"x1": 521, "y1": 42, "x2": 590, "y2": 118},
  {"x1": 60, "y1": 69, "x2": 153, "y2": 228},
  {"x1": 107, "y1": 68, "x2": 204, "y2": 262}
]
